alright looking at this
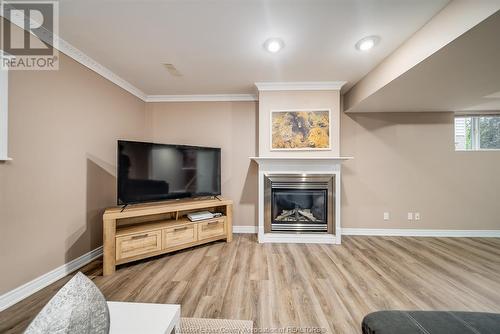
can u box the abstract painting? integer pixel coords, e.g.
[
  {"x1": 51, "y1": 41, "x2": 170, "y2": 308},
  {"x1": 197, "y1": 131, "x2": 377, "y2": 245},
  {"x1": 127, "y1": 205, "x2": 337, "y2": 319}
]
[{"x1": 271, "y1": 109, "x2": 331, "y2": 150}]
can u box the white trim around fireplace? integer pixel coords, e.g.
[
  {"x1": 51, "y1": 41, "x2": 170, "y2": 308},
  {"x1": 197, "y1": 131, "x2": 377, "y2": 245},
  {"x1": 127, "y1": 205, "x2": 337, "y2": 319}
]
[
  {"x1": 255, "y1": 81, "x2": 347, "y2": 91},
  {"x1": 250, "y1": 157, "x2": 353, "y2": 163},
  {"x1": 260, "y1": 170, "x2": 340, "y2": 244},
  {"x1": 257, "y1": 230, "x2": 339, "y2": 244},
  {"x1": 251, "y1": 157, "x2": 352, "y2": 244}
]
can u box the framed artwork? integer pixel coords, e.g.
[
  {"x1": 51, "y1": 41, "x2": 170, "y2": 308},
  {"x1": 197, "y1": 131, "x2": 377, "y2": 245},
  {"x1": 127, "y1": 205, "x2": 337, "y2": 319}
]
[{"x1": 271, "y1": 109, "x2": 331, "y2": 150}]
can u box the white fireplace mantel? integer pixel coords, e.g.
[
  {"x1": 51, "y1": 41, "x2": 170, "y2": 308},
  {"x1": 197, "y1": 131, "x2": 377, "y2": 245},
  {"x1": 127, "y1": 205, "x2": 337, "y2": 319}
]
[
  {"x1": 250, "y1": 156, "x2": 353, "y2": 244},
  {"x1": 250, "y1": 156, "x2": 353, "y2": 164}
]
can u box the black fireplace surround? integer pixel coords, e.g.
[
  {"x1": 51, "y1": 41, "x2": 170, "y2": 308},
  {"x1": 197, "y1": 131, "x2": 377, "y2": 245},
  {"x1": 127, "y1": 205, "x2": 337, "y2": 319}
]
[{"x1": 264, "y1": 174, "x2": 335, "y2": 233}]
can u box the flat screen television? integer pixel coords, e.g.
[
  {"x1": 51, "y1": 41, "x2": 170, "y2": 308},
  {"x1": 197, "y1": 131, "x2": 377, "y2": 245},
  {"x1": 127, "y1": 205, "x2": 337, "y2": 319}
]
[{"x1": 117, "y1": 140, "x2": 221, "y2": 205}]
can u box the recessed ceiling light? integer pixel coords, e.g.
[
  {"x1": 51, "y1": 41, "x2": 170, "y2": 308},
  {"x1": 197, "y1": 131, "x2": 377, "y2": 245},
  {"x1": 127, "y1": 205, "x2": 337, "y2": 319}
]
[
  {"x1": 355, "y1": 36, "x2": 380, "y2": 52},
  {"x1": 263, "y1": 38, "x2": 285, "y2": 53}
]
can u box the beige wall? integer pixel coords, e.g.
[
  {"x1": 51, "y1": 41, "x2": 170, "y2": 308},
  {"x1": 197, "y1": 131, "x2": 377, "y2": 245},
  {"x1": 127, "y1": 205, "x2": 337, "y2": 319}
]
[
  {"x1": 258, "y1": 90, "x2": 341, "y2": 157},
  {"x1": 144, "y1": 104, "x2": 500, "y2": 232},
  {"x1": 145, "y1": 101, "x2": 258, "y2": 228},
  {"x1": 341, "y1": 112, "x2": 500, "y2": 229},
  {"x1": 0, "y1": 54, "x2": 146, "y2": 294},
  {"x1": 3, "y1": 85, "x2": 500, "y2": 296},
  {"x1": 2, "y1": 61, "x2": 500, "y2": 297}
]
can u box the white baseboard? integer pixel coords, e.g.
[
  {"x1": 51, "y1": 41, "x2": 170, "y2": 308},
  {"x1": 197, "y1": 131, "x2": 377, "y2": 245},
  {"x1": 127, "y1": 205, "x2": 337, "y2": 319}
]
[
  {"x1": 0, "y1": 246, "x2": 103, "y2": 312},
  {"x1": 342, "y1": 228, "x2": 500, "y2": 237},
  {"x1": 232, "y1": 226, "x2": 500, "y2": 238},
  {"x1": 233, "y1": 225, "x2": 258, "y2": 234}
]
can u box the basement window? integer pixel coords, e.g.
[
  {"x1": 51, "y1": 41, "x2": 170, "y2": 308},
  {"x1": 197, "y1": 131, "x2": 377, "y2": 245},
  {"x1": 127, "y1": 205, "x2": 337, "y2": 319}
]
[{"x1": 454, "y1": 115, "x2": 500, "y2": 151}]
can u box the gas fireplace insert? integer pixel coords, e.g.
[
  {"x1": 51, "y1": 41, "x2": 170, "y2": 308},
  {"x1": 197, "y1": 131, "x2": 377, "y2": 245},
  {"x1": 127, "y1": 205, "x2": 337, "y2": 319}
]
[{"x1": 264, "y1": 174, "x2": 335, "y2": 233}]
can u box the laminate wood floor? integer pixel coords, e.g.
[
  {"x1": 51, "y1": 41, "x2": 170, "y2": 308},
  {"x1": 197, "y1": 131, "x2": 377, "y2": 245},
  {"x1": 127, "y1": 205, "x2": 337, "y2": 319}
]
[{"x1": 2, "y1": 234, "x2": 500, "y2": 334}]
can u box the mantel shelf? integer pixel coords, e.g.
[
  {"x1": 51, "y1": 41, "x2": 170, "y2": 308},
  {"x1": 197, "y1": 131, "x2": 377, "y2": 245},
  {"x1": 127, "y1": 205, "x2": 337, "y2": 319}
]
[{"x1": 250, "y1": 156, "x2": 353, "y2": 164}]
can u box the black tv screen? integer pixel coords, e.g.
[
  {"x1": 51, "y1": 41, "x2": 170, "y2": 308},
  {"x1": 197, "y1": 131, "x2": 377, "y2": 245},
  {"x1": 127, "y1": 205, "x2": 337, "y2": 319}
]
[{"x1": 117, "y1": 140, "x2": 221, "y2": 205}]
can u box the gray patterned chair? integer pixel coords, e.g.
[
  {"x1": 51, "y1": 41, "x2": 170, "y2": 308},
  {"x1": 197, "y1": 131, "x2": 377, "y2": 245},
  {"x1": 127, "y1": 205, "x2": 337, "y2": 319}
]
[
  {"x1": 24, "y1": 272, "x2": 109, "y2": 334},
  {"x1": 24, "y1": 272, "x2": 180, "y2": 334}
]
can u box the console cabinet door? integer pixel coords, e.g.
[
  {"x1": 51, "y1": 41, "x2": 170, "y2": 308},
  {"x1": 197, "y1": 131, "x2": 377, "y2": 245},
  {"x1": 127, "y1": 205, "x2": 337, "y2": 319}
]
[
  {"x1": 116, "y1": 230, "x2": 162, "y2": 261},
  {"x1": 163, "y1": 225, "x2": 197, "y2": 249},
  {"x1": 198, "y1": 218, "x2": 226, "y2": 240}
]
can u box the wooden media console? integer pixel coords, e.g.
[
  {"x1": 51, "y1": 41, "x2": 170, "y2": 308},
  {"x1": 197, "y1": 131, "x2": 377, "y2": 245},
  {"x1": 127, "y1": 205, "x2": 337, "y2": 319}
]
[{"x1": 102, "y1": 196, "x2": 233, "y2": 275}]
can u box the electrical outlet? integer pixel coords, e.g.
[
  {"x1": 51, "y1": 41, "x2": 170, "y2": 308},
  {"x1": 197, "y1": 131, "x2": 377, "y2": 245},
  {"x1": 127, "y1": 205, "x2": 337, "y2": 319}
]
[
  {"x1": 384, "y1": 212, "x2": 390, "y2": 221},
  {"x1": 415, "y1": 212, "x2": 421, "y2": 221},
  {"x1": 407, "y1": 212, "x2": 413, "y2": 220}
]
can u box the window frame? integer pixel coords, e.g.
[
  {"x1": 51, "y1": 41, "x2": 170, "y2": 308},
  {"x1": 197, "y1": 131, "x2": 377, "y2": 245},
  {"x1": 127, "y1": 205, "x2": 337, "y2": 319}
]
[{"x1": 455, "y1": 114, "x2": 500, "y2": 152}]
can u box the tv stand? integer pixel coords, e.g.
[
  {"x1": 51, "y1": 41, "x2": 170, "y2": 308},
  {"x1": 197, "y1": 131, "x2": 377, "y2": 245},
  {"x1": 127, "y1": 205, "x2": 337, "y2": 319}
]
[{"x1": 102, "y1": 197, "x2": 233, "y2": 275}]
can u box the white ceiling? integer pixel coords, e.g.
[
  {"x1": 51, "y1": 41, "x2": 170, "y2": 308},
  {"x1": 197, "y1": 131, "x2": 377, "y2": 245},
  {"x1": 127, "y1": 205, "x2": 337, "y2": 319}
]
[
  {"x1": 57, "y1": 0, "x2": 449, "y2": 95},
  {"x1": 345, "y1": 10, "x2": 500, "y2": 113}
]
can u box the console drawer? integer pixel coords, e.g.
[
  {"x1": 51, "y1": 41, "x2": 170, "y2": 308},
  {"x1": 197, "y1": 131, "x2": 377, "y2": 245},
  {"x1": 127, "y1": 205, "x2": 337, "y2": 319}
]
[
  {"x1": 198, "y1": 219, "x2": 226, "y2": 240},
  {"x1": 163, "y1": 224, "x2": 197, "y2": 248},
  {"x1": 116, "y1": 230, "x2": 162, "y2": 261}
]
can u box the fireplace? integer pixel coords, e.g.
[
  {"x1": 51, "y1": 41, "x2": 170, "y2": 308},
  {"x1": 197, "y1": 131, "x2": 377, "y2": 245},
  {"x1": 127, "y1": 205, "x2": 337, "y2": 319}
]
[{"x1": 264, "y1": 174, "x2": 335, "y2": 233}]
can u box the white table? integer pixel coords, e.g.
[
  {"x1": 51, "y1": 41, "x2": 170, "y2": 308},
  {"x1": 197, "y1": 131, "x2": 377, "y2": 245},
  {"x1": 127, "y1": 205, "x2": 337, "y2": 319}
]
[{"x1": 107, "y1": 301, "x2": 181, "y2": 334}]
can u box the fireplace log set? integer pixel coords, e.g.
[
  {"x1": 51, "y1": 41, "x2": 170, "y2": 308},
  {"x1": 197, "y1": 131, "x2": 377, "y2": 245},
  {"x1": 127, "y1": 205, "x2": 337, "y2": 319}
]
[
  {"x1": 276, "y1": 206, "x2": 320, "y2": 222},
  {"x1": 274, "y1": 194, "x2": 325, "y2": 223}
]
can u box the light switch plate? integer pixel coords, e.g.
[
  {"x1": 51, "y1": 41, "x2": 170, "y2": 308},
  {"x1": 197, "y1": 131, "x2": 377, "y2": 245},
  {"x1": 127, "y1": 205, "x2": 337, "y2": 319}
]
[
  {"x1": 384, "y1": 212, "x2": 390, "y2": 221},
  {"x1": 407, "y1": 212, "x2": 413, "y2": 220}
]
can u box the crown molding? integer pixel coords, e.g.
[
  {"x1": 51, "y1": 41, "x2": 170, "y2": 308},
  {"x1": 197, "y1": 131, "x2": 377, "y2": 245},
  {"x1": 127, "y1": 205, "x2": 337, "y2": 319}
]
[
  {"x1": 56, "y1": 39, "x2": 148, "y2": 101},
  {"x1": 255, "y1": 81, "x2": 347, "y2": 91},
  {"x1": 0, "y1": 9, "x2": 147, "y2": 101},
  {"x1": 2, "y1": 10, "x2": 345, "y2": 103},
  {"x1": 146, "y1": 94, "x2": 258, "y2": 102}
]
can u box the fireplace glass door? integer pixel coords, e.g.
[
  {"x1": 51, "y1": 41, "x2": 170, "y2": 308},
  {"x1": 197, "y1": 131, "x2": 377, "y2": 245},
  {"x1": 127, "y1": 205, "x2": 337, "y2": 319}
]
[{"x1": 271, "y1": 188, "x2": 328, "y2": 232}]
